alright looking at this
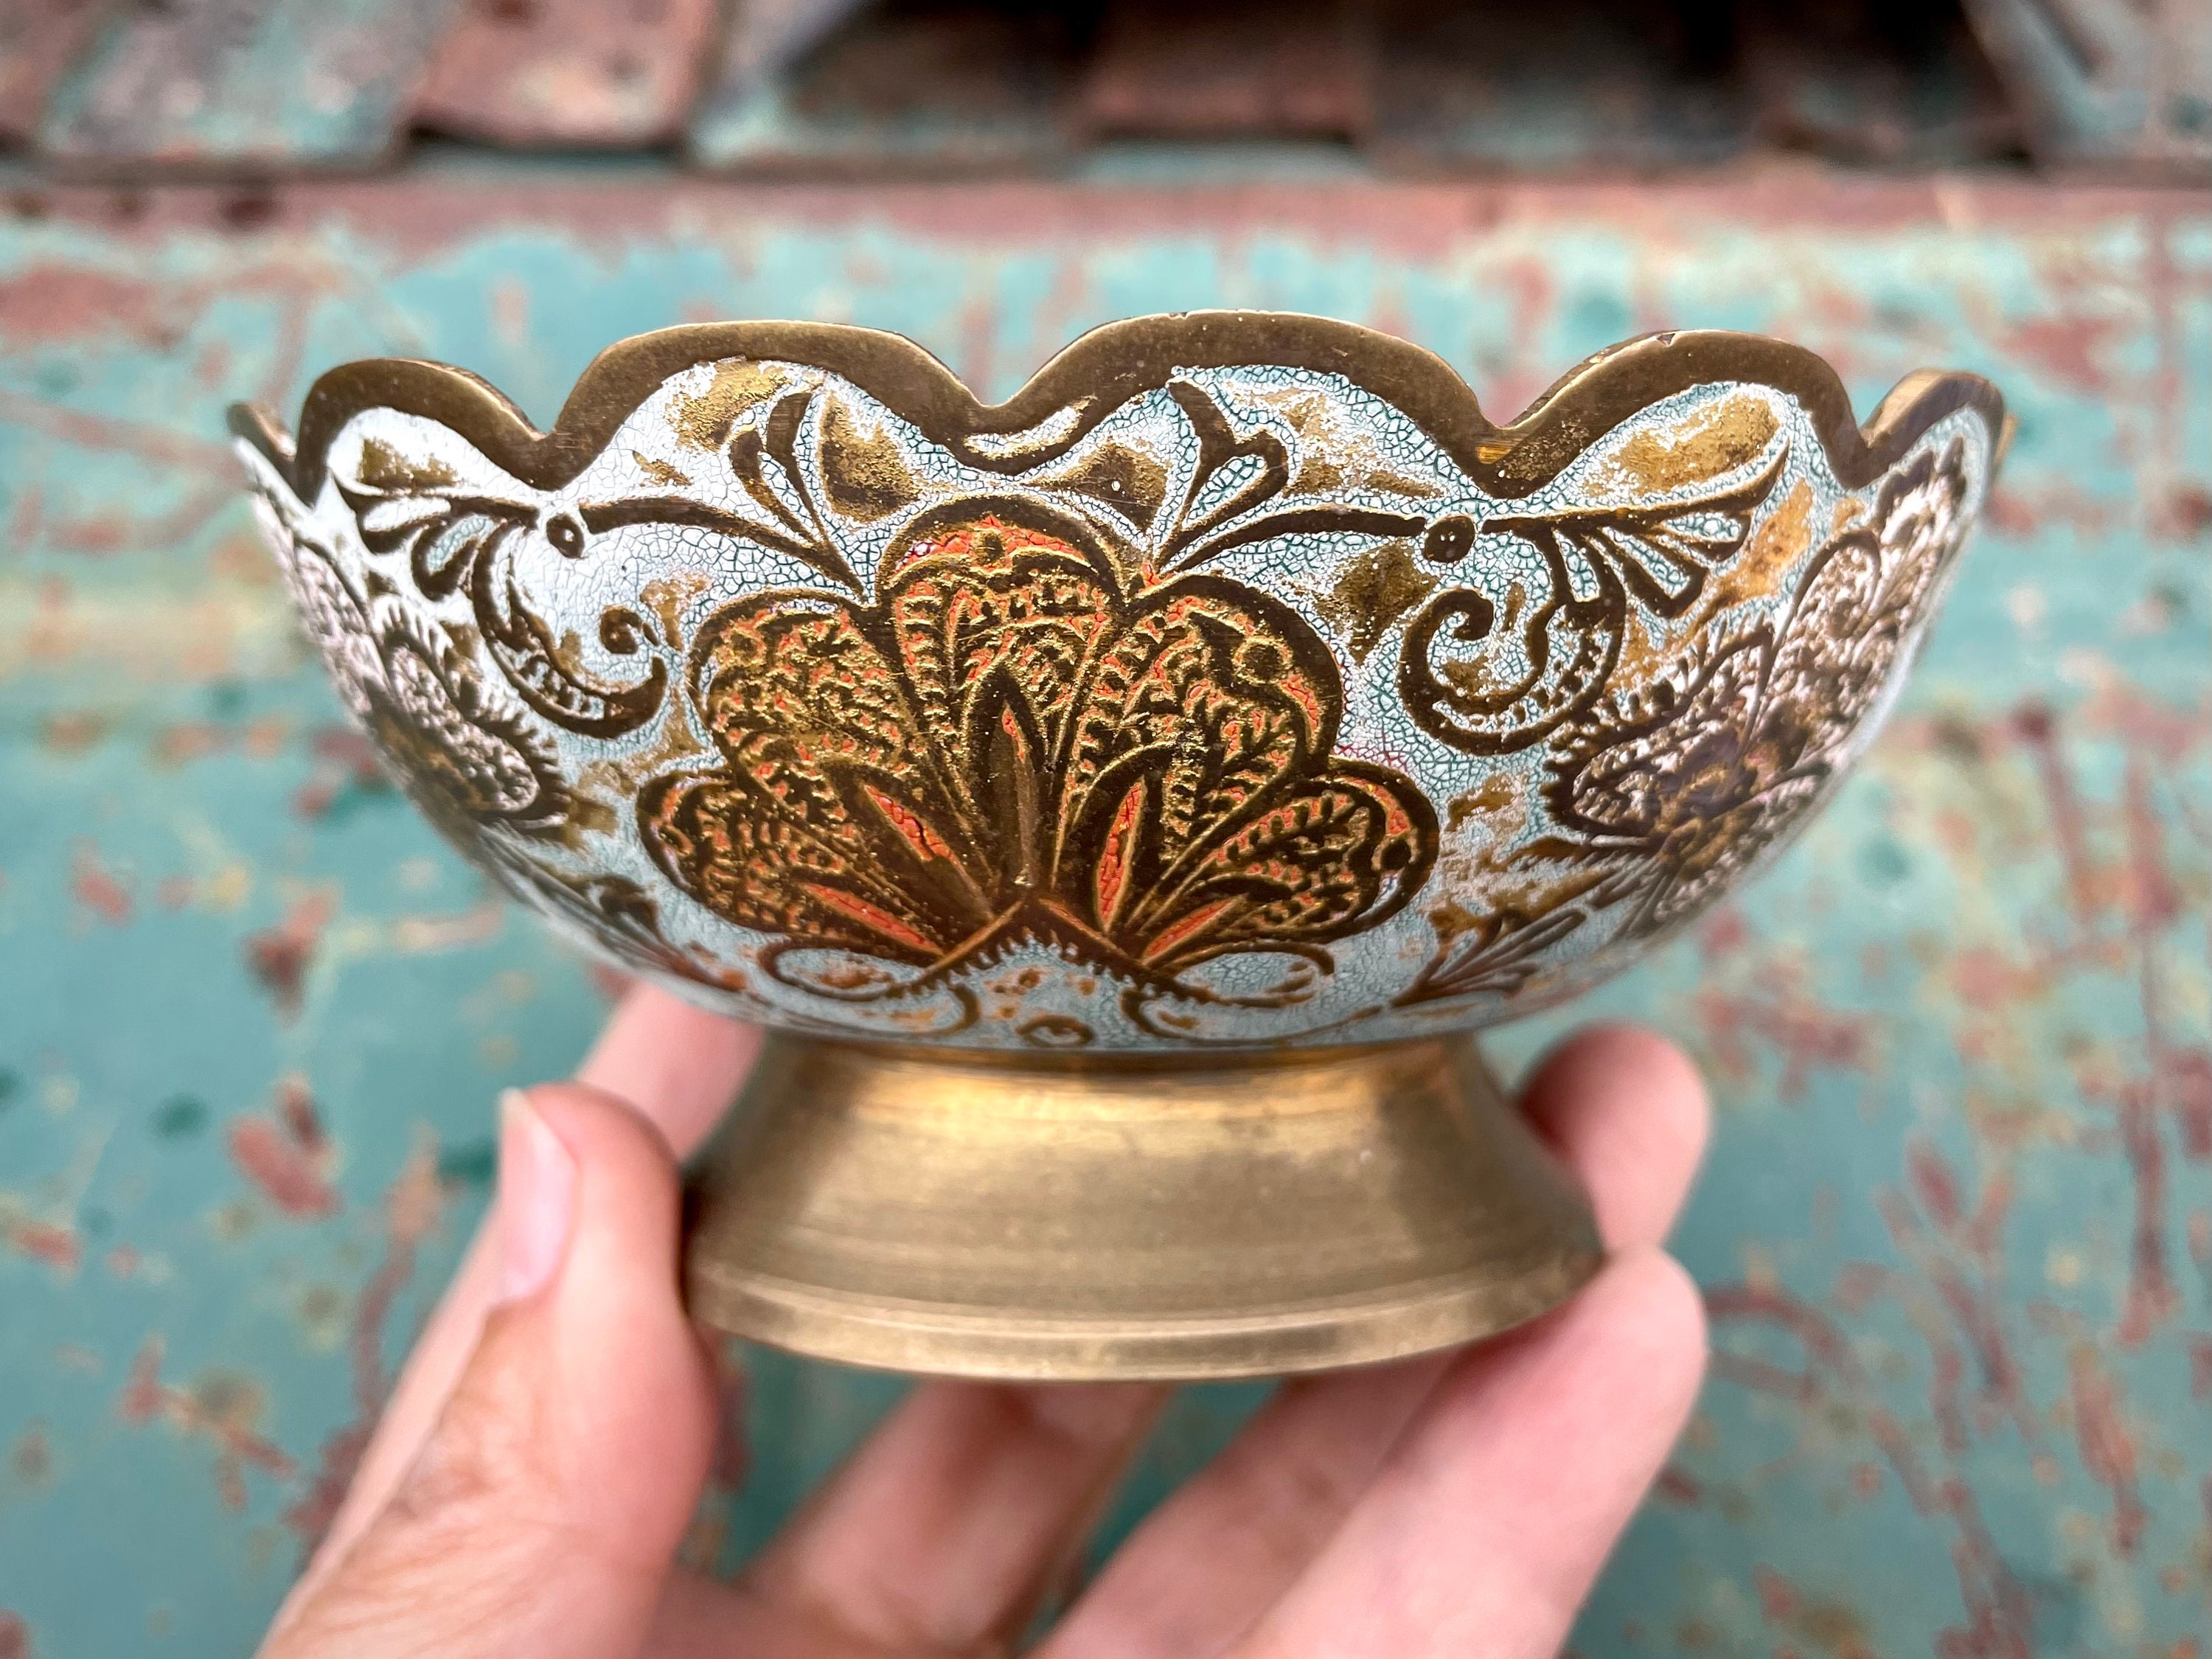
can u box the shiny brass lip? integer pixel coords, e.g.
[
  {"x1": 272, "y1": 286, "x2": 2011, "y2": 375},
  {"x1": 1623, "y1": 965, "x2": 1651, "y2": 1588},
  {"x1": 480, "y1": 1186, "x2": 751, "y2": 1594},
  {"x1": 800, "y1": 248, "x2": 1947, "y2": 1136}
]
[
  {"x1": 227, "y1": 311, "x2": 2006, "y2": 509},
  {"x1": 794, "y1": 1032, "x2": 1459, "y2": 1075},
  {"x1": 695, "y1": 1253, "x2": 1604, "y2": 1381}
]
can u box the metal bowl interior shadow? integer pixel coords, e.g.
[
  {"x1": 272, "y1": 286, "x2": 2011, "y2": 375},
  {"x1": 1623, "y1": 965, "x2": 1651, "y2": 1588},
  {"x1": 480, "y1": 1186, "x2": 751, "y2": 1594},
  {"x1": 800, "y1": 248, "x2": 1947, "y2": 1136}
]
[{"x1": 233, "y1": 314, "x2": 2005, "y2": 1380}]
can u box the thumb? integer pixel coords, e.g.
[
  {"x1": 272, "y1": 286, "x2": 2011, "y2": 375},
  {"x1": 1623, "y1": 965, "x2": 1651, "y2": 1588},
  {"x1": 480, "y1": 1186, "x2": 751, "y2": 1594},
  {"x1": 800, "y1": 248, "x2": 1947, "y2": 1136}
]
[{"x1": 264, "y1": 1085, "x2": 718, "y2": 1659}]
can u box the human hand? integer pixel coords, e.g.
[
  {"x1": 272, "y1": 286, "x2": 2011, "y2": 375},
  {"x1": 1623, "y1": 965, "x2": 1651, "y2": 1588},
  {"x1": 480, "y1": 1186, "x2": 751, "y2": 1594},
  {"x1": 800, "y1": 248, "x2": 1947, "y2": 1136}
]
[{"x1": 259, "y1": 986, "x2": 1708, "y2": 1659}]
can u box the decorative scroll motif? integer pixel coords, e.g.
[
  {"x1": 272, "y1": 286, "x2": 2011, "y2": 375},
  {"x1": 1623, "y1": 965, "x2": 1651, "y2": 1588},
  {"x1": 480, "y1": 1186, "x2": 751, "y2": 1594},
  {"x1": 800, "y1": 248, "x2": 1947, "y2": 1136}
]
[
  {"x1": 335, "y1": 439, "x2": 669, "y2": 739},
  {"x1": 1397, "y1": 441, "x2": 1787, "y2": 756},
  {"x1": 1397, "y1": 439, "x2": 1976, "y2": 1011},
  {"x1": 1554, "y1": 440, "x2": 1969, "y2": 929},
  {"x1": 251, "y1": 466, "x2": 742, "y2": 1006},
  {"x1": 236, "y1": 318, "x2": 1999, "y2": 1048},
  {"x1": 480, "y1": 849, "x2": 759, "y2": 1001}
]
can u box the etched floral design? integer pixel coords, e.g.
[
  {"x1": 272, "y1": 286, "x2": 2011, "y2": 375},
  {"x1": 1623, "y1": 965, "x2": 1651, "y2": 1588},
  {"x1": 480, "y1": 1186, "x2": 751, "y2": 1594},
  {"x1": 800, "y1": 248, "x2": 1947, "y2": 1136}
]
[
  {"x1": 480, "y1": 846, "x2": 754, "y2": 998},
  {"x1": 256, "y1": 495, "x2": 571, "y2": 856},
  {"x1": 1525, "y1": 438, "x2": 1975, "y2": 942},
  {"x1": 640, "y1": 504, "x2": 1437, "y2": 1014},
  {"x1": 237, "y1": 323, "x2": 1996, "y2": 1047}
]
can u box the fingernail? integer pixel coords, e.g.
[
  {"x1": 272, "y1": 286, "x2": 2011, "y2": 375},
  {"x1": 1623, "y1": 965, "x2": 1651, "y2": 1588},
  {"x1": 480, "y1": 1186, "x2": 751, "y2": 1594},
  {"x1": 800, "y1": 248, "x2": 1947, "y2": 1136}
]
[{"x1": 495, "y1": 1088, "x2": 576, "y2": 1305}]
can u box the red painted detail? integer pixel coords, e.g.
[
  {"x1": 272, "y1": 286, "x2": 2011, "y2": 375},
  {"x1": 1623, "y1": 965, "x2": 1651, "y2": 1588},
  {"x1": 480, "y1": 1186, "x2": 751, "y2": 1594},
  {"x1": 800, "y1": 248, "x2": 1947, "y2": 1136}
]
[
  {"x1": 226, "y1": 1079, "x2": 339, "y2": 1219},
  {"x1": 70, "y1": 844, "x2": 132, "y2": 925},
  {"x1": 244, "y1": 891, "x2": 337, "y2": 1020},
  {"x1": 1094, "y1": 779, "x2": 1145, "y2": 929},
  {"x1": 4, "y1": 1218, "x2": 82, "y2": 1273},
  {"x1": 797, "y1": 881, "x2": 938, "y2": 953}
]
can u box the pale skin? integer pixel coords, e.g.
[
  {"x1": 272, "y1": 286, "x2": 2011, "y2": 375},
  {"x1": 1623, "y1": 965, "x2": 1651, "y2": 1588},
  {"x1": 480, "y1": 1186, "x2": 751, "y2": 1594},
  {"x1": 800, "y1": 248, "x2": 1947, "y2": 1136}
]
[{"x1": 259, "y1": 986, "x2": 1711, "y2": 1659}]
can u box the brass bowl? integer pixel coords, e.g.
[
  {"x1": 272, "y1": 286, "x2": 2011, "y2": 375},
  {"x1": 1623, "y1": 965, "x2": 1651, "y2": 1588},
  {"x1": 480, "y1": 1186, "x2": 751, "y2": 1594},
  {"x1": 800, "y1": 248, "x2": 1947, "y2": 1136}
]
[{"x1": 233, "y1": 316, "x2": 2004, "y2": 1378}]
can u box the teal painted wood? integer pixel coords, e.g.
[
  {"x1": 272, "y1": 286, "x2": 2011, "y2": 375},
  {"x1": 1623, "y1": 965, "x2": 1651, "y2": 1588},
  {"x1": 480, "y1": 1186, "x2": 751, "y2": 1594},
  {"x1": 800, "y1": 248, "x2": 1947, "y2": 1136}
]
[
  {"x1": 0, "y1": 172, "x2": 2206, "y2": 1658},
  {"x1": 686, "y1": 1, "x2": 1074, "y2": 174},
  {"x1": 0, "y1": 0, "x2": 107, "y2": 147},
  {"x1": 1961, "y1": 0, "x2": 2212, "y2": 176},
  {"x1": 35, "y1": 0, "x2": 462, "y2": 173}
]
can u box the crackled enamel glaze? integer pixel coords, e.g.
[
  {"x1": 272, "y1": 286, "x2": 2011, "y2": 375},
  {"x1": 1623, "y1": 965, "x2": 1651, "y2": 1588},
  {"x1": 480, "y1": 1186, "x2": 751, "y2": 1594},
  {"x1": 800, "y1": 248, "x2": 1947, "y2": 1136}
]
[{"x1": 233, "y1": 316, "x2": 2002, "y2": 1050}]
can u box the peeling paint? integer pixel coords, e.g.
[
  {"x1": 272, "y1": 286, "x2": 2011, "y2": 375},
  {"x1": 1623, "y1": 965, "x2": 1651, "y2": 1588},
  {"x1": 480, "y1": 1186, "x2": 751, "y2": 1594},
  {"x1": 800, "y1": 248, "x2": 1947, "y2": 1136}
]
[{"x1": 1, "y1": 170, "x2": 2205, "y2": 1658}]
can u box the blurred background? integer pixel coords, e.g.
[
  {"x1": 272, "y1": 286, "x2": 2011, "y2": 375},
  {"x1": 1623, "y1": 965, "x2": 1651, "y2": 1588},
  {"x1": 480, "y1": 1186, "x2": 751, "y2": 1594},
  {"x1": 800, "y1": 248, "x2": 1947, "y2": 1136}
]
[{"x1": 0, "y1": 1, "x2": 2207, "y2": 1654}]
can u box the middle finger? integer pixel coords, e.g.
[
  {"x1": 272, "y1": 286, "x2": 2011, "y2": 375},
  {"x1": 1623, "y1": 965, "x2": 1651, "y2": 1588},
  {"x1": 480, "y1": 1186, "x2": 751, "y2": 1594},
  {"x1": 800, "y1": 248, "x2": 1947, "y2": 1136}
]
[
  {"x1": 738, "y1": 1380, "x2": 1167, "y2": 1655},
  {"x1": 1039, "y1": 1026, "x2": 1710, "y2": 1659}
]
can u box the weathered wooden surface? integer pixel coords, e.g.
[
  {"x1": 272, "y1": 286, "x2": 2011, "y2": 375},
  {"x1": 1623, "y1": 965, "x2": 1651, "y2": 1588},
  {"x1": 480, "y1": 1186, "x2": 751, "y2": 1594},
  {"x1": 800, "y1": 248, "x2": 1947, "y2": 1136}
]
[
  {"x1": 1962, "y1": 0, "x2": 2212, "y2": 176},
  {"x1": 414, "y1": 0, "x2": 720, "y2": 149},
  {"x1": 1737, "y1": 4, "x2": 2021, "y2": 169},
  {"x1": 10, "y1": 0, "x2": 2203, "y2": 181},
  {"x1": 1082, "y1": 0, "x2": 1374, "y2": 141},
  {"x1": 687, "y1": 0, "x2": 1076, "y2": 174},
  {"x1": 0, "y1": 171, "x2": 2207, "y2": 1658},
  {"x1": 0, "y1": 0, "x2": 107, "y2": 147},
  {"x1": 35, "y1": 0, "x2": 463, "y2": 173}
]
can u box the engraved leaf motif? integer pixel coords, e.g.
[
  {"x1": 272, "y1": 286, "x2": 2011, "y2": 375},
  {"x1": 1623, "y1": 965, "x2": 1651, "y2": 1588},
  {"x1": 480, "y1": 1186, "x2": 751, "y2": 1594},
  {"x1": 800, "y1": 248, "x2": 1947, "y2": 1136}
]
[
  {"x1": 817, "y1": 394, "x2": 920, "y2": 522},
  {"x1": 1397, "y1": 434, "x2": 1974, "y2": 1009},
  {"x1": 1157, "y1": 380, "x2": 1429, "y2": 574},
  {"x1": 640, "y1": 505, "x2": 1437, "y2": 1000},
  {"x1": 1531, "y1": 439, "x2": 1970, "y2": 940}
]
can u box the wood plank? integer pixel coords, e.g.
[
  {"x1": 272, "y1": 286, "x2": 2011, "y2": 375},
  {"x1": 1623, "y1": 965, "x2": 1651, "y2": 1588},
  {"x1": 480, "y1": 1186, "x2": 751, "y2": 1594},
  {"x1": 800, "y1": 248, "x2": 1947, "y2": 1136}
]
[
  {"x1": 0, "y1": 0, "x2": 108, "y2": 147},
  {"x1": 1960, "y1": 0, "x2": 2211, "y2": 177},
  {"x1": 37, "y1": 0, "x2": 462, "y2": 174},
  {"x1": 689, "y1": 0, "x2": 1072, "y2": 175},
  {"x1": 414, "y1": 0, "x2": 720, "y2": 149},
  {"x1": 1081, "y1": 0, "x2": 1372, "y2": 142},
  {"x1": 1739, "y1": 4, "x2": 2021, "y2": 169},
  {"x1": 1370, "y1": 0, "x2": 1747, "y2": 172}
]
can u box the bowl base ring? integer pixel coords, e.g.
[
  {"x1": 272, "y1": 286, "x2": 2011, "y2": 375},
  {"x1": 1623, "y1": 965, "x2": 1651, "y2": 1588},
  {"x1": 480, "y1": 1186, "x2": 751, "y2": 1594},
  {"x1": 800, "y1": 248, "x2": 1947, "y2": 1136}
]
[{"x1": 681, "y1": 1032, "x2": 1604, "y2": 1381}]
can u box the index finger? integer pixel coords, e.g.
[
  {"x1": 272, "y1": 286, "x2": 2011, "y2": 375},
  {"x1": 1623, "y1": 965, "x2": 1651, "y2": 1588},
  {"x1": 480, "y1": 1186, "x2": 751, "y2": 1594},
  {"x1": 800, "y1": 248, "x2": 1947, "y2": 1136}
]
[
  {"x1": 274, "y1": 983, "x2": 759, "y2": 1614},
  {"x1": 574, "y1": 982, "x2": 765, "y2": 1158}
]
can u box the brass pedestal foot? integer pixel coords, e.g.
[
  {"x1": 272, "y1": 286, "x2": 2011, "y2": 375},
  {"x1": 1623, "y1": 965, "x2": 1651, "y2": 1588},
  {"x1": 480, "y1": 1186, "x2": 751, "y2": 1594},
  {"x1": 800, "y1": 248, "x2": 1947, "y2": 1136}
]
[{"x1": 682, "y1": 1033, "x2": 1602, "y2": 1380}]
